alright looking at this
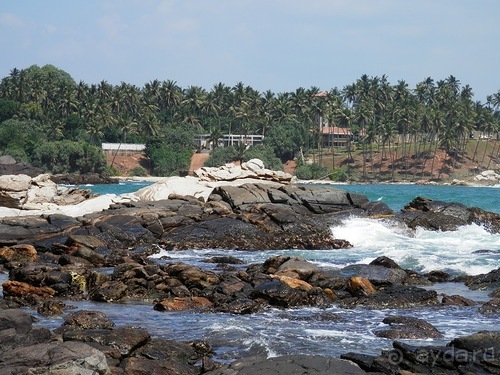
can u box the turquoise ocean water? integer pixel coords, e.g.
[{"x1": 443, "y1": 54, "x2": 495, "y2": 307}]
[{"x1": 31, "y1": 181, "x2": 500, "y2": 361}]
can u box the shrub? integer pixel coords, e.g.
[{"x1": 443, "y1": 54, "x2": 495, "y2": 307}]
[
  {"x1": 294, "y1": 163, "x2": 329, "y2": 180},
  {"x1": 31, "y1": 140, "x2": 106, "y2": 174},
  {"x1": 205, "y1": 147, "x2": 237, "y2": 167},
  {"x1": 243, "y1": 144, "x2": 283, "y2": 171},
  {"x1": 128, "y1": 166, "x2": 148, "y2": 177}
]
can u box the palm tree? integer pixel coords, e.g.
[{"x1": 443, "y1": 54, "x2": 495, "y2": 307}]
[{"x1": 206, "y1": 127, "x2": 223, "y2": 149}]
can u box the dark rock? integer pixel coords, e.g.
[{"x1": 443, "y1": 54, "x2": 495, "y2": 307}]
[
  {"x1": 463, "y1": 267, "x2": 500, "y2": 290},
  {"x1": 37, "y1": 300, "x2": 69, "y2": 316},
  {"x1": 362, "y1": 201, "x2": 394, "y2": 217},
  {"x1": 250, "y1": 279, "x2": 334, "y2": 308},
  {"x1": 337, "y1": 285, "x2": 439, "y2": 309},
  {"x1": 0, "y1": 341, "x2": 109, "y2": 374},
  {"x1": 126, "y1": 337, "x2": 201, "y2": 374},
  {"x1": 203, "y1": 256, "x2": 245, "y2": 265},
  {"x1": 90, "y1": 280, "x2": 128, "y2": 302},
  {"x1": 374, "y1": 315, "x2": 443, "y2": 339},
  {"x1": 441, "y1": 294, "x2": 477, "y2": 306},
  {"x1": 206, "y1": 355, "x2": 365, "y2": 375},
  {"x1": 154, "y1": 296, "x2": 213, "y2": 311},
  {"x1": 340, "y1": 264, "x2": 408, "y2": 286},
  {"x1": 478, "y1": 298, "x2": 500, "y2": 314},
  {"x1": 50, "y1": 173, "x2": 116, "y2": 185},
  {"x1": 60, "y1": 310, "x2": 115, "y2": 330},
  {"x1": 62, "y1": 326, "x2": 150, "y2": 357},
  {"x1": 369, "y1": 256, "x2": 402, "y2": 269},
  {"x1": 449, "y1": 331, "x2": 500, "y2": 354},
  {"x1": 425, "y1": 270, "x2": 451, "y2": 282},
  {"x1": 399, "y1": 196, "x2": 500, "y2": 233}
]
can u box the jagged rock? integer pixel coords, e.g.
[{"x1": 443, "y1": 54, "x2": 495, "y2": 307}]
[
  {"x1": 341, "y1": 264, "x2": 408, "y2": 286},
  {"x1": 154, "y1": 296, "x2": 214, "y2": 311},
  {"x1": 195, "y1": 159, "x2": 293, "y2": 183},
  {"x1": 478, "y1": 298, "x2": 500, "y2": 314},
  {"x1": 2, "y1": 280, "x2": 56, "y2": 300},
  {"x1": 374, "y1": 315, "x2": 443, "y2": 339},
  {"x1": 347, "y1": 277, "x2": 376, "y2": 296},
  {"x1": 441, "y1": 294, "x2": 476, "y2": 306},
  {"x1": 0, "y1": 174, "x2": 92, "y2": 210},
  {"x1": 0, "y1": 341, "x2": 109, "y2": 374},
  {"x1": 60, "y1": 310, "x2": 116, "y2": 330},
  {"x1": 0, "y1": 244, "x2": 37, "y2": 264},
  {"x1": 337, "y1": 285, "x2": 439, "y2": 309},
  {"x1": 206, "y1": 355, "x2": 365, "y2": 375},
  {"x1": 398, "y1": 196, "x2": 500, "y2": 233}
]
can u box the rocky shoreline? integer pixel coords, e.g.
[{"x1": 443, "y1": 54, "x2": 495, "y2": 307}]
[{"x1": 0, "y1": 170, "x2": 499, "y2": 373}]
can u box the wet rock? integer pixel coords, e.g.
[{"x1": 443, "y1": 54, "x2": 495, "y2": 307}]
[
  {"x1": 362, "y1": 201, "x2": 394, "y2": 217},
  {"x1": 0, "y1": 244, "x2": 37, "y2": 264},
  {"x1": 441, "y1": 294, "x2": 476, "y2": 306},
  {"x1": 63, "y1": 326, "x2": 150, "y2": 357},
  {"x1": 2, "y1": 280, "x2": 56, "y2": 300},
  {"x1": 211, "y1": 298, "x2": 267, "y2": 315},
  {"x1": 369, "y1": 256, "x2": 402, "y2": 269},
  {"x1": 203, "y1": 256, "x2": 245, "y2": 265},
  {"x1": 425, "y1": 270, "x2": 451, "y2": 282},
  {"x1": 154, "y1": 296, "x2": 214, "y2": 311},
  {"x1": 462, "y1": 267, "x2": 500, "y2": 290},
  {"x1": 60, "y1": 310, "x2": 116, "y2": 330},
  {"x1": 250, "y1": 279, "x2": 334, "y2": 308},
  {"x1": 125, "y1": 338, "x2": 202, "y2": 374},
  {"x1": 37, "y1": 300, "x2": 68, "y2": 316},
  {"x1": 449, "y1": 331, "x2": 500, "y2": 354},
  {"x1": 341, "y1": 264, "x2": 408, "y2": 286},
  {"x1": 478, "y1": 298, "x2": 500, "y2": 314},
  {"x1": 270, "y1": 274, "x2": 314, "y2": 291},
  {"x1": 374, "y1": 315, "x2": 443, "y2": 339},
  {"x1": 0, "y1": 341, "x2": 109, "y2": 374},
  {"x1": 347, "y1": 277, "x2": 376, "y2": 297},
  {"x1": 399, "y1": 196, "x2": 500, "y2": 233},
  {"x1": 337, "y1": 285, "x2": 439, "y2": 309},
  {"x1": 206, "y1": 355, "x2": 366, "y2": 375},
  {"x1": 90, "y1": 280, "x2": 128, "y2": 302}
]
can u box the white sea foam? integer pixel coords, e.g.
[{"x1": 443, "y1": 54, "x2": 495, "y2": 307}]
[{"x1": 330, "y1": 217, "x2": 500, "y2": 275}]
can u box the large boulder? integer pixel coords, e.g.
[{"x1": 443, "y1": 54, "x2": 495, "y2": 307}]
[
  {"x1": 398, "y1": 196, "x2": 500, "y2": 233},
  {"x1": 0, "y1": 174, "x2": 92, "y2": 210},
  {"x1": 194, "y1": 159, "x2": 294, "y2": 183}
]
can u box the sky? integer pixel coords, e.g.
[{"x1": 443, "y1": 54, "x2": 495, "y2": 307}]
[{"x1": 1, "y1": 0, "x2": 499, "y2": 101}]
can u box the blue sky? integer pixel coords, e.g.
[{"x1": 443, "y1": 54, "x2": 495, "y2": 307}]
[{"x1": 1, "y1": 0, "x2": 499, "y2": 101}]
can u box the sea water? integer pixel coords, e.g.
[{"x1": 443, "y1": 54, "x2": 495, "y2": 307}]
[{"x1": 21, "y1": 182, "x2": 500, "y2": 361}]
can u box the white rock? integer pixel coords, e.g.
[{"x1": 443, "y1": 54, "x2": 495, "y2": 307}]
[
  {"x1": 0, "y1": 174, "x2": 31, "y2": 191},
  {"x1": 133, "y1": 176, "x2": 214, "y2": 202}
]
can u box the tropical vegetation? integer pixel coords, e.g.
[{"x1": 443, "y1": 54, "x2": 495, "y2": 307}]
[{"x1": 0, "y1": 64, "x2": 499, "y2": 179}]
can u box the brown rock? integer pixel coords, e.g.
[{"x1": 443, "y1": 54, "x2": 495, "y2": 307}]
[
  {"x1": 0, "y1": 244, "x2": 37, "y2": 264},
  {"x1": 348, "y1": 277, "x2": 377, "y2": 296},
  {"x1": 2, "y1": 280, "x2": 56, "y2": 299},
  {"x1": 154, "y1": 296, "x2": 213, "y2": 311},
  {"x1": 270, "y1": 274, "x2": 313, "y2": 291}
]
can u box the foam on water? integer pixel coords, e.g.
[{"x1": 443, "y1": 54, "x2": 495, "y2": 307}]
[{"x1": 330, "y1": 217, "x2": 500, "y2": 275}]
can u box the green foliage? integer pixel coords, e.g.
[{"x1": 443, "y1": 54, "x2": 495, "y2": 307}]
[
  {"x1": 2, "y1": 146, "x2": 29, "y2": 162},
  {"x1": 0, "y1": 99, "x2": 20, "y2": 122},
  {"x1": 31, "y1": 141, "x2": 106, "y2": 174},
  {"x1": 24, "y1": 64, "x2": 76, "y2": 88},
  {"x1": 295, "y1": 163, "x2": 329, "y2": 180},
  {"x1": 148, "y1": 145, "x2": 192, "y2": 176},
  {"x1": 104, "y1": 165, "x2": 120, "y2": 177},
  {"x1": 265, "y1": 122, "x2": 306, "y2": 161},
  {"x1": 204, "y1": 146, "x2": 237, "y2": 167},
  {"x1": 243, "y1": 144, "x2": 283, "y2": 171},
  {"x1": 128, "y1": 166, "x2": 148, "y2": 177},
  {"x1": 330, "y1": 168, "x2": 350, "y2": 182},
  {"x1": 145, "y1": 125, "x2": 195, "y2": 176},
  {"x1": 0, "y1": 119, "x2": 45, "y2": 156}
]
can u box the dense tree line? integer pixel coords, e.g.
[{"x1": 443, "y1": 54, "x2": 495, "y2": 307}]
[{"x1": 0, "y1": 64, "x2": 499, "y2": 177}]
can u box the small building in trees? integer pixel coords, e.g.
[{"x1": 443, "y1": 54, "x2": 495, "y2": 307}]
[{"x1": 320, "y1": 127, "x2": 353, "y2": 148}]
